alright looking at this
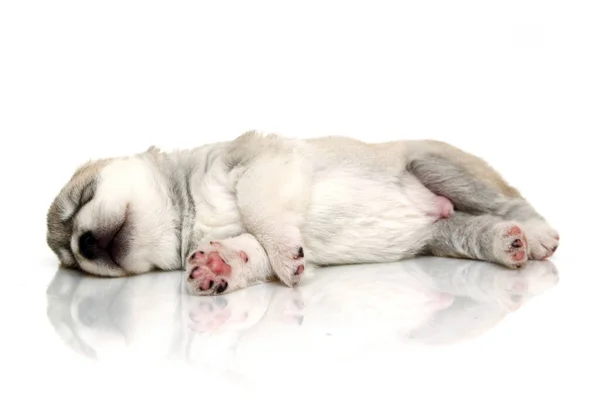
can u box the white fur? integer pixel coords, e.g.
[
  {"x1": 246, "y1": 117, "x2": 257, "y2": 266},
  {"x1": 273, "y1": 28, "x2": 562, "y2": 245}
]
[
  {"x1": 303, "y1": 169, "x2": 439, "y2": 265},
  {"x1": 63, "y1": 134, "x2": 444, "y2": 289},
  {"x1": 191, "y1": 156, "x2": 245, "y2": 241},
  {"x1": 72, "y1": 158, "x2": 180, "y2": 277},
  {"x1": 183, "y1": 134, "x2": 442, "y2": 294}
]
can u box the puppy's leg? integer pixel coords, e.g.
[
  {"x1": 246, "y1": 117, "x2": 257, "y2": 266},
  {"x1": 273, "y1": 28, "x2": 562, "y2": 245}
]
[
  {"x1": 233, "y1": 155, "x2": 311, "y2": 287},
  {"x1": 185, "y1": 233, "x2": 273, "y2": 296},
  {"x1": 428, "y1": 212, "x2": 530, "y2": 269},
  {"x1": 406, "y1": 141, "x2": 559, "y2": 260}
]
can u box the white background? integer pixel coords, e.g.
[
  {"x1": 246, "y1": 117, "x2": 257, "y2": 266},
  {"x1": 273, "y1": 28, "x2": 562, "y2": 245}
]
[{"x1": 1, "y1": 1, "x2": 599, "y2": 399}]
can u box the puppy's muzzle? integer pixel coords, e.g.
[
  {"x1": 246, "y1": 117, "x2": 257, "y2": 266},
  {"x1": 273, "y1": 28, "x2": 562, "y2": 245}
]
[{"x1": 78, "y1": 224, "x2": 127, "y2": 267}]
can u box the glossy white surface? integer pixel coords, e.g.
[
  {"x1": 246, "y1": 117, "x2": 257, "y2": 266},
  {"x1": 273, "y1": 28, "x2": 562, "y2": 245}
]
[
  {"x1": 2, "y1": 1, "x2": 599, "y2": 399},
  {"x1": 7, "y1": 243, "x2": 600, "y2": 399}
]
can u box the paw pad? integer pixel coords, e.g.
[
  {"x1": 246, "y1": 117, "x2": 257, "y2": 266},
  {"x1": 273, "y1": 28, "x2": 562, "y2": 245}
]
[
  {"x1": 293, "y1": 247, "x2": 304, "y2": 259},
  {"x1": 215, "y1": 281, "x2": 228, "y2": 294},
  {"x1": 498, "y1": 224, "x2": 528, "y2": 268},
  {"x1": 506, "y1": 226, "x2": 522, "y2": 236},
  {"x1": 511, "y1": 239, "x2": 524, "y2": 248},
  {"x1": 188, "y1": 249, "x2": 232, "y2": 295}
]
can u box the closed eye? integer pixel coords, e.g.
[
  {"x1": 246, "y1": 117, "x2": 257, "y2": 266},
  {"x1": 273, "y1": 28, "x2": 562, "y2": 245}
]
[
  {"x1": 61, "y1": 182, "x2": 95, "y2": 222},
  {"x1": 80, "y1": 183, "x2": 94, "y2": 206}
]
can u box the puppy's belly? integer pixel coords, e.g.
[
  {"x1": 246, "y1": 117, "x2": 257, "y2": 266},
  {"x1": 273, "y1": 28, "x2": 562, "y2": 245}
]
[{"x1": 301, "y1": 173, "x2": 438, "y2": 266}]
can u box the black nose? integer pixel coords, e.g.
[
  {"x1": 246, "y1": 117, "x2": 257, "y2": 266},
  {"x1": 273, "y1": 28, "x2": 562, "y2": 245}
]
[{"x1": 79, "y1": 231, "x2": 97, "y2": 260}]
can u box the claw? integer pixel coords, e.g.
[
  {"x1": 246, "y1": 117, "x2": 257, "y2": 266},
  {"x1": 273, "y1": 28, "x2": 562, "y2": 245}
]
[{"x1": 215, "y1": 281, "x2": 228, "y2": 294}]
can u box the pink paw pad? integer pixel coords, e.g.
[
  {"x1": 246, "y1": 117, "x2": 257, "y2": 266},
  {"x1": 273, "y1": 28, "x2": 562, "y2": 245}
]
[
  {"x1": 188, "y1": 250, "x2": 232, "y2": 294},
  {"x1": 506, "y1": 226, "x2": 522, "y2": 236},
  {"x1": 510, "y1": 240, "x2": 526, "y2": 261},
  {"x1": 503, "y1": 225, "x2": 528, "y2": 268},
  {"x1": 189, "y1": 251, "x2": 232, "y2": 276},
  {"x1": 206, "y1": 252, "x2": 232, "y2": 276},
  {"x1": 190, "y1": 266, "x2": 204, "y2": 279}
]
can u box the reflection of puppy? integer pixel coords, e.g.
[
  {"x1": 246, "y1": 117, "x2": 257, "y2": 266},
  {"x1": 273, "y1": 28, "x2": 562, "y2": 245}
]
[
  {"x1": 46, "y1": 132, "x2": 560, "y2": 296},
  {"x1": 185, "y1": 283, "x2": 275, "y2": 334},
  {"x1": 46, "y1": 269, "x2": 183, "y2": 361},
  {"x1": 403, "y1": 258, "x2": 559, "y2": 345},
  {"x1": 46, "y1": 256, "x2": 559, "y2": 373},
  {"x1": 180, "y1": 258, "x2": 559, "y2": 376},
  {"x1": 181, "y1": 283, "x2": 278, "y2": 372}
]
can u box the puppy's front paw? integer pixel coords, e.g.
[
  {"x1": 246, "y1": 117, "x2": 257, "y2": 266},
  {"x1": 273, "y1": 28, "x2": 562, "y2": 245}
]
[
  {"x1": 269, "y1": 245, "x2": 306, "y2": 287},
  {"x1": 185, "y1": 233, "x2": 272, "y2": 296},
  {"x1": 187, "y1": 246, "x2": 235, "y2": 295},
  {"x1": 523, "y1": 219, "x2": 559, "y2": 260}
]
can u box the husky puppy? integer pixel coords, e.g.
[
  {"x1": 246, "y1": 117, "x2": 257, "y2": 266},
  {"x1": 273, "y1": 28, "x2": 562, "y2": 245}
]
[{"x1": 46, "y1": 131, "x2": 559, "y2": 296}]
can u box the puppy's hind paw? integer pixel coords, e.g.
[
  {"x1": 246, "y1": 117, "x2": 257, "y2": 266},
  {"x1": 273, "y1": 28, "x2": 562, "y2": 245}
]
[
  {"x1": 523, "y1": 219, "x2": 559, "y2": 260},
  {"x1": 494, "y1": 223, "x2": 529, "y2": 269}
]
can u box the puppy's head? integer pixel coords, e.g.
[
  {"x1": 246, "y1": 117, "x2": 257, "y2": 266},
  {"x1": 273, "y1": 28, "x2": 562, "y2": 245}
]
[{"x1": 46, "y1": 149, "x2": 181, "y2": 277}]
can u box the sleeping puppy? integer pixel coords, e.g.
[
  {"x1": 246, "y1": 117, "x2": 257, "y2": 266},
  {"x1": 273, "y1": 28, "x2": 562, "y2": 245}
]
[{"x1": 46, "y1": 131, "x2": 560, "y2": 296}]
